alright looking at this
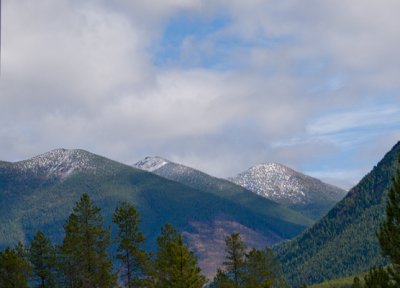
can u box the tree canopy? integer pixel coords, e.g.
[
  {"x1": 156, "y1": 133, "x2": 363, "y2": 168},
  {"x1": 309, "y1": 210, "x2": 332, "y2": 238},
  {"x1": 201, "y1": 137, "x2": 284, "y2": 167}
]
[{"x1": 60, "y1": 193, "x2": 116, "y2": 288}]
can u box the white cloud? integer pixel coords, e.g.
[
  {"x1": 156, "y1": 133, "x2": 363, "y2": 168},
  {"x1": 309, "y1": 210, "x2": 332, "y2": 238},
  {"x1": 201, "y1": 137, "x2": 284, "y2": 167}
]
[
  {"x1": 307, "y1": 106, "x2": 400, "y2": 136},
  {"x1": 0, "y1": 0, "x2": 399, "y2": 187}
]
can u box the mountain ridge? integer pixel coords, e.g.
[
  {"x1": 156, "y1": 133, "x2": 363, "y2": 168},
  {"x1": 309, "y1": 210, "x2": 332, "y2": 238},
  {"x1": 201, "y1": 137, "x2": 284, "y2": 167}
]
[
  {"x1": 0, "y1": 148, "x2": 312, "y2": 278},
  {"x1": 229, "y1": 162, "x2": 346, "y2": 220},
  {"x1": 134, "y1": 157, "x2": 314, "y2": 226},
  {"x1": 274, "y1": 141, "x2": 400, "y2": 287},
  {"x1": 14, "y1": 148, "x2": 99, "y2": 179},
  {"x1": 136, "y1": 157, "x2": 345, "y2": 220},
  {"x1": 229, "y1": 162, "x2": 345, "y2": 205}
]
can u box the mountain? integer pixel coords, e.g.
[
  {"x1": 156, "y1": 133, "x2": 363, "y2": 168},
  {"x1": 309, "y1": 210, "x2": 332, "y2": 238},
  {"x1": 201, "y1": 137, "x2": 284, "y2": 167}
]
[
  {"x1": 228, "y1": 163, "x2": 347, "y2": 219},
  {"x1": 0, "y1": 149, "x2": 312, "y2": 277},
  {"x1": 274, "y1": 141, "x2": 400, "y2": 287},
  {"x1": 134, "y1": 157, "x2": 313, "y2": 221}
]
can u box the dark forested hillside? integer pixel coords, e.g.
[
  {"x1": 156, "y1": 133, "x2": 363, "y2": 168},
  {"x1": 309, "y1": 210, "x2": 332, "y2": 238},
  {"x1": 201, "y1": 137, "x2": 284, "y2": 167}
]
[
  {"x1": 135, "y1": 157, "x2": 315, "y2": 226},
  {"x1": 274, "y1": 142, "x2": 400, "y2": 287},
  {"x1": 0, "y1": 149, "x2": 311, "y2": 277},
  {"x1": 135, "y1": 157, "x2": 346, "y2": 221}
]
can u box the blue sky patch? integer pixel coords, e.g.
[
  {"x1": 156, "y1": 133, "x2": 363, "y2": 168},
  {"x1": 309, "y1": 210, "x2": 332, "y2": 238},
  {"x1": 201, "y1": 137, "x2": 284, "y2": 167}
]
[
  {"x1": 152, "y1": 12, "x2": 293, "y2": 70},
  {"x1": 152, "y1": 12, "x2": 231, "y2": 68}
]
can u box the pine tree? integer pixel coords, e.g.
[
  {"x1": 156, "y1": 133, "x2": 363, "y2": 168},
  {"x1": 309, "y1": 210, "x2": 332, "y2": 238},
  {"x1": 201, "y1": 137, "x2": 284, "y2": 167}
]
[
  {"x1": 29, "y1": 231, "x2": 57, "y2": 288},
  {"x1": 155, "y1": 223, "x2": 206, "y2": 288},
  {"x1": 364, "y1": 267, "x2": 391, "y2": 288},
  {"x1": 60, "y1": 193, "x2": 116, "y2": 288},
  {"x1": 112, "y1": 201, "x2": 150, "y2": 288},
  {"x1": 214, "y1": 234, "x2": 286, "y2": 288},
  {"x1": 223, "y1": 233, "x2": 246, "y2": 287},
  {"x1": 0, "y1": 247, "x2": 31, "y2": 288},
  {"x1": 211, "y1": 269, "x2": 236, "y2": 288},
  {"x1": 242, "y1": 248, "x2": 286, "y2": 288},
  {"x1": 15, "y1": 241, "x2": 29, "y2": 260},
  {"x1": 377, "y1": 161, "x2": 400, "y2": 285}
]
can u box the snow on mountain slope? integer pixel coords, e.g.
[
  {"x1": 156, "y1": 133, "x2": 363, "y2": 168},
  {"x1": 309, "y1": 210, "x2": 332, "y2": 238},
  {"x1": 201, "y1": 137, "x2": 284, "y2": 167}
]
[
  {"x1": 135, "y1": 157, "x2": 346, "y2": 220},
  {"x1": 135, "y1": 157, "x2": 203, "y2": 182},
  {"x1": 133, "y1": 156, "x2": 316, "y2": 225},
  {"x1": 134, "y1": 156, "x2": 169, "y2": 172},
  {"x1": 229, "y1": 163, "x2": 346, "y2": 205},
  {"x1": 15, "y1": 148, "x2": 97, "y2": 179}
]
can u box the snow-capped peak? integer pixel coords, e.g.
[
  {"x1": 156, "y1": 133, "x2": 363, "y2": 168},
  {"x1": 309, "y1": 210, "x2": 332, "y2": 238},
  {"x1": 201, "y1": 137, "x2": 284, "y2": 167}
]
[
  {"x1": 250, "y1": 163, "x2": 294, "y2": 175},
  {"x1": 15, "y1": 148, "x2": 96, "y2": 179},
  {"x1": 229, "y1": 162, "x2": 345, "y2": 205},
  {"x1": 134, "y1": 156, "x2": 169, "y2": 172},
  {"x1": 229, "y1": 163, "x2": 307, "y2": 204}
]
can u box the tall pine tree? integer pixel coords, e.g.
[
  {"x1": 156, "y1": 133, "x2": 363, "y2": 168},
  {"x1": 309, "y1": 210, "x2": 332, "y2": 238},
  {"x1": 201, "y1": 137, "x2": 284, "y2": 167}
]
[
  {"x1": 60, "y1": 193, "x2": 116, "y2": 288},
  {"x1": 377, "y1": 160, "x2": 400, "y2": 286},
  {"x1": 223, "y1": 233, "x2": 246, "y2": 287},
  {"x1": 213, "y1": 234, "x2": 286, "y2": 288},
  {"x1": 242, "y1": 248, "x2": 278, "y2": 288},
  {"x1": 0, "y1": 247, "x2": 31, "y2": 288},
  {"x1": 29, "y1": 231, "x2": 57, "y2": 288},
  {"x1": 155, "y1": 223, "x2": 205, "y2": 288},
  {"x1": 245, "y1": 247, "x2": 286, "y2": 288},
  {"x1": 112, "y1": 201, "x2": 150, "y2": 288}
]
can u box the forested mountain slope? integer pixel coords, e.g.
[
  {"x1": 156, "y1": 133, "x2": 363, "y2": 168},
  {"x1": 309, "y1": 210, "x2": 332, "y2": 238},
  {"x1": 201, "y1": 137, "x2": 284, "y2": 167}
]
[
  {"x1": 274, "y1": 141, "x2": 400, "y2": 287},
  {"x1": 0, "y1": 149, "x2": 311, "y2": 277},
  {"x1": 134, "y1": 156, "x2": 314, "y2": 225}
]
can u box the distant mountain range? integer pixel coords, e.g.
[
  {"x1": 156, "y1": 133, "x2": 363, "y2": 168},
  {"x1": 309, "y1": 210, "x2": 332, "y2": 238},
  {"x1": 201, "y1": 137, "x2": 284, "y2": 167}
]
[
  {"x1": 0, "y1": 149, "x2": 312, "y2": 278},
  {"x1": 229, "y1": 163, "x2": 346, "y2": 219},
  {"x1": 135, "y1": 157, "x2": 346, "y2": 220},
  {"x1": 4, "y1": 143, "x2": 393, "y2": 284},
  {"x1": 274, "y1": 141, "x2": 400, "y2": 287}
]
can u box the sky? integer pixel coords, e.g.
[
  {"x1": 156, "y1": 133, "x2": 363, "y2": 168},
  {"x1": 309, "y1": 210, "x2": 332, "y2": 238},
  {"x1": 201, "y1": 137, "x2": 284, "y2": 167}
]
[{"x1": 1, "y1": 0, "x2": 400, "y2": 190}]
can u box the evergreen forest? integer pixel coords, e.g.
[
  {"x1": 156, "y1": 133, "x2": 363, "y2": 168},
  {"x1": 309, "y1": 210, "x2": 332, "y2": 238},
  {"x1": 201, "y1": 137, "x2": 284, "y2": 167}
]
[
  {"x1": 0, "y1": 193, "x2": 287, "y2": 288},
  {"x1": 2, "y1": 161, "x2": 400, "y2": 288},
  {"x1": 2, "y1": 145, "x2": 400, "y2": 288}
]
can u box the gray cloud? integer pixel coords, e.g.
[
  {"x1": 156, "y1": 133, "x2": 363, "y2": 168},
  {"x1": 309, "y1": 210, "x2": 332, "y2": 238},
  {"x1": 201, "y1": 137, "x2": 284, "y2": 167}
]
[{"x1": 0, "y1": 0, "x2": 399, "y2": 189}]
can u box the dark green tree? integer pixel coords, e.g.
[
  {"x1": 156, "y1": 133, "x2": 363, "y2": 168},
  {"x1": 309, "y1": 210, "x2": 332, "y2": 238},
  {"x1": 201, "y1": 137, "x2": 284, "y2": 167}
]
[
  {"x1": 364, "y1": 267, "x2": 391, "y2": 288},
  {"x1": 223, "y1": 233, "x2": 246, "y2": 287},
  {"x1": 60, "y1": 193, "x2": 116, "y2": 288},
  {"x1": 211, "y1": 269, "x2": 236, "y2": 288},
  {"x1": 112, "y1": 202, "x2": 150, "y2": 287},
  {"x1": 154, "y1": 223, "x2": 206, "y2": 288},
  {"x1": 242, "y1": 248, "x2": 286, "y2": 288},
  {"x1": 0, "y1": 247, "x2": 31, "y2": 288},
  {"x1": 378, "y1": 162, "x2": 400, "y2": 285},
  {"x1": 214, "y1": 235, "x2": 285, "y2": 288},
  {"x1": 30, "y1": 231, "x2": 57, "y2": 288},
  {"x1": 15, "y1": 241, "x2": 29, "y2": 260},
  {"x1": 242, "y1": 248, "x2": 272, "y2": 288}
]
